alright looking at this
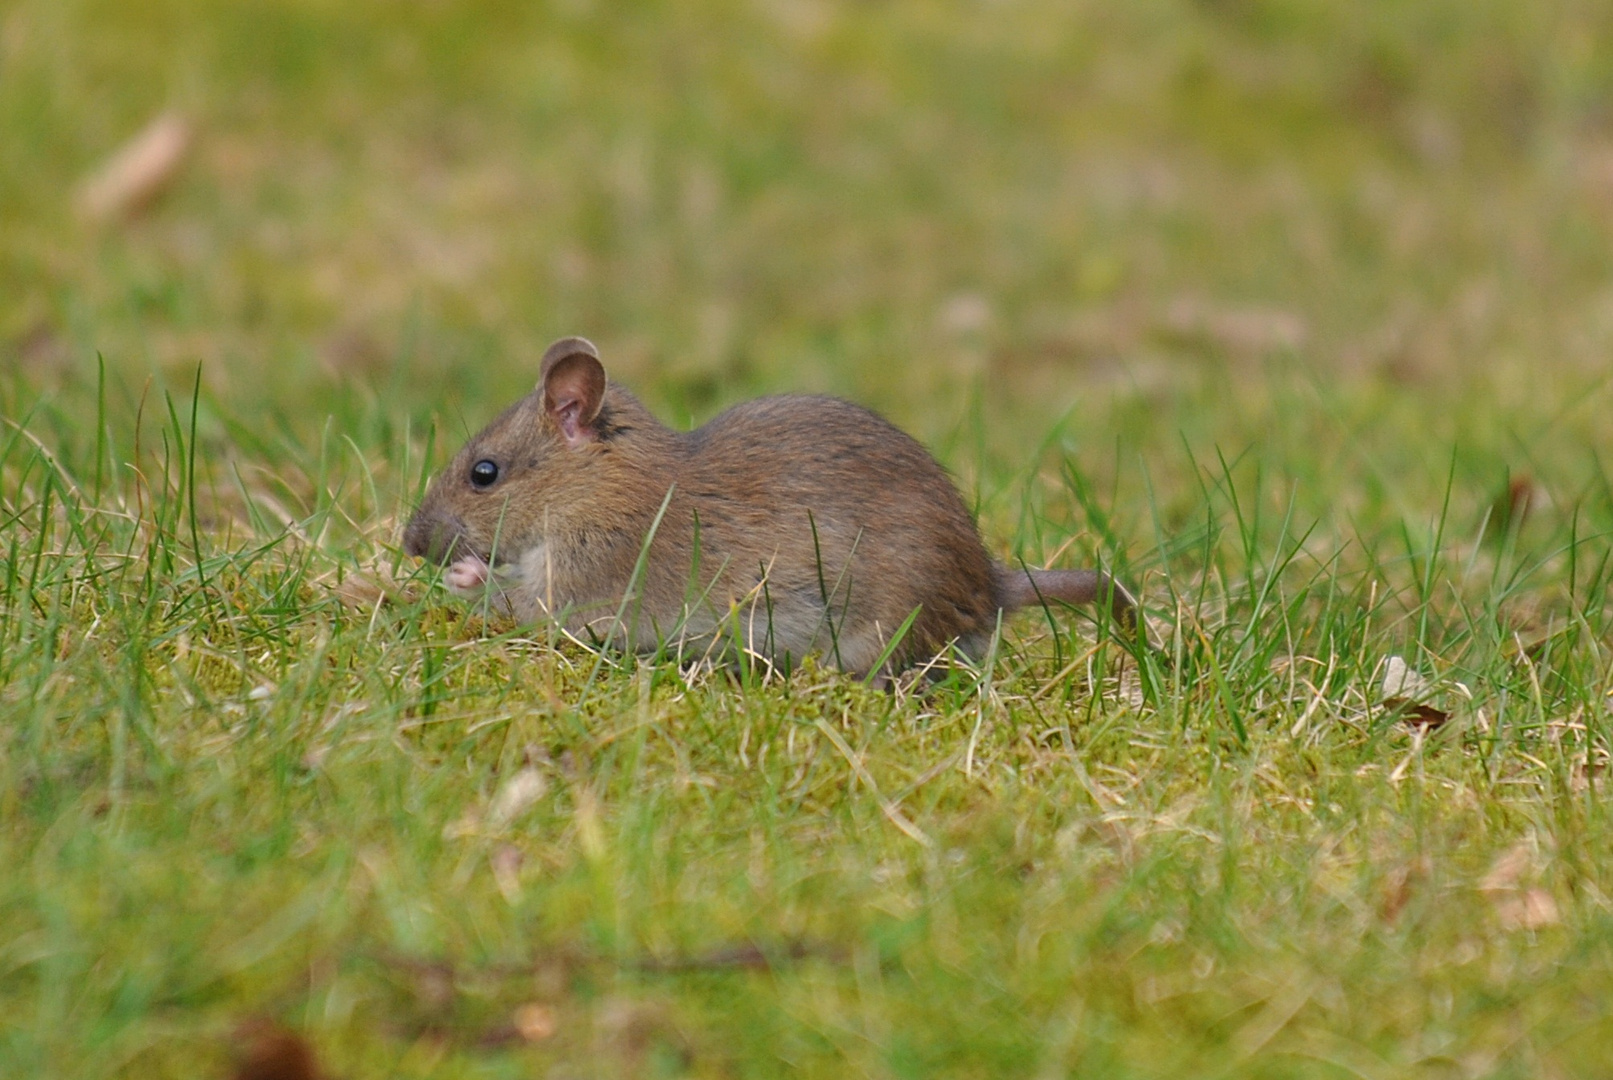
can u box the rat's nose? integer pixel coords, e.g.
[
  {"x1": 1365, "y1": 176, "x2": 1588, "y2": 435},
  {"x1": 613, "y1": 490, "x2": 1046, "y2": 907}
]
[{"x1": 402, "y1": 512, "x2": 467, "y2": 563}]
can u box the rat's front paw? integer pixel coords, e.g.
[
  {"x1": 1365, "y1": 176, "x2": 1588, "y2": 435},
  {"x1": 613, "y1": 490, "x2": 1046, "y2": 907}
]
[{"x1": 445, "y1": 555, "x2": 491, "y2": 594}]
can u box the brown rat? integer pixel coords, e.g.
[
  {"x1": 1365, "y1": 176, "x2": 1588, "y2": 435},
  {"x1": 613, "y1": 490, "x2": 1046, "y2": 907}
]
[{"x1": 403, "y1": 336, "x2": 1142, "y2": 677}]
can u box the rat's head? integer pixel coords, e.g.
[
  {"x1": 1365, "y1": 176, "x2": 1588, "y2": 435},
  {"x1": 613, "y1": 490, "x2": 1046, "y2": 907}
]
[{"x1": 403, "y1": 336, "x2": 615, "y2": 571}]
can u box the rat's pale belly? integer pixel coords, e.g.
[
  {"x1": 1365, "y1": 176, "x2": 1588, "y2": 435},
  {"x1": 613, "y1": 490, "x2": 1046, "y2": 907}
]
[{"x1": 447, "y1": 539, "x2": 899, "y2": 672}]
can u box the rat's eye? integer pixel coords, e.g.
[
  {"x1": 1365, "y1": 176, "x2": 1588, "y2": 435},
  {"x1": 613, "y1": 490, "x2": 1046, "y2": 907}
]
[{"x1": 470, "y1": 459, "x2": 500, "y2": 488}]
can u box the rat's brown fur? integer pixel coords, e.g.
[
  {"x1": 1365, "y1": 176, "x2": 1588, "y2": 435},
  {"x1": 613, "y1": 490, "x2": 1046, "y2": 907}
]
[{"x1": 404, "y1": 337, "x2": 1140, "y2": 677}]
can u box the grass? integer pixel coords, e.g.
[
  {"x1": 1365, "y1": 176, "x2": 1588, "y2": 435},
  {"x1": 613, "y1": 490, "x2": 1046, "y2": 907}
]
[{"x1": 3, "y1": 0, "x2": 1613, "y2": 1076}]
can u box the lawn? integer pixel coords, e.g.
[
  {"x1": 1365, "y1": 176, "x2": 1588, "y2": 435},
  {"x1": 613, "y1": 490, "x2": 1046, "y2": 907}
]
[{"x1": 3, "y1": 1, "x2": 1613, "y2": 1076}]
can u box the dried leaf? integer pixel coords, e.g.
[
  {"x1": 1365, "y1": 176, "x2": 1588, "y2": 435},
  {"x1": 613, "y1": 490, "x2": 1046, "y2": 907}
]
[
  {"x1": 1479, "y1": 841, "x2": 1533, "y2": 893},
  {"x1": 491, "y1": 843, "x2": 523, "y2": 902},
  {"x1": 1379, "y1": 656, "x2": 1448, "y2": 727},
  {"x1": 1162, "y1": 296, "x2": 1308, "y2": 354},
  {"x1": 489, "y1": 768, "x2": 548, "y2": 827},
  {"x1": 514, "y1": 1002, "x2": 559, "y2": 1042},
  {"x1": 232, "y1": 1019, "x2": 326, "y2": 1080},
  {"x1": 937, "y1": 293, "x2": 992, "y2": 336},
  {"x1": 1570, "y1": 751, "x2": 1608, "y2": 794},
  {"x1": 1380, "y1": 655, "x2": 1429, "y2": 699},
  {"x1": 319, "y1": 327, "x2": 389, "y2": 379},
  {"x1": 409, "y1": 960, "x2": 456, "y2": 1015},
  {"x1": 1382, "y1": 697, "x2": 1450, "y2": 729},
  {"x1": 1487, "y1": 472, "x2": 1543, "y2": 539},
  {"x1": 1493, "y1": 888, "x2": 1561, "y2": 930},
  {"x1": 1378, "y1": 858, "x2": 1428, "y2": 924},
  {"x1": 77, "y1": 112, "x2": 192, "y2": 222},
  {"x1": 595, "y1": 997, "x2": 677, "y2": 1072},
  {"x1": 1478, "y1": 840, "x2": 1560, "y2": 928},
  {"x1": 8, "y1": 319, "x2": 68, "y2": 376}
]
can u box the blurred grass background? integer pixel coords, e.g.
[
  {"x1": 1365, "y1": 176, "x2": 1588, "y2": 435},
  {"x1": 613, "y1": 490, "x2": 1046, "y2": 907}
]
[
  {"x1": 4, "y1": 1, "x2": 1613, "y2": 1077},
  {"x1": 8, "y1": 0, "x2": 1613, "y2": 421}
]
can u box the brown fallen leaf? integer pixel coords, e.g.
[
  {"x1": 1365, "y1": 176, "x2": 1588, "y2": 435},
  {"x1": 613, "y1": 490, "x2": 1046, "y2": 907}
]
[
  {"x1": 595, "y1": 997, "x2": 683, "y2": 1074},
  {"x1": 473, "y1": 1001, "x2": 564, "y2": 1050},
  {"x1": 8, "y1": 319, "x2": 68, "y2": 376},
  {"x1": 1480, "y1": 841, "x2": 1532, "y2": 893},
  {"x1": 1570, "y1": 751, "x2": 1608, "y2": 794},
  {"x1": 1379, "y1": 656, "x2": 1450, "y2": 728},
  {"x1": 1478, "y1": 841, "x2": 1561, "y2": 930},
  {"x1": 1161, "y1": 295, "x2": 1308, "y2": 355},
  {"x1": 1382, "y1": 696, "x2": 1450, "y2": 729},
  {"x1": 491, "y1": 843, "x2": 524, "y2": 903},
  {"x1": 319, "y1": 326, "x2": 390, "y2": 380},
  {"x1": 1492, "y1": 888, "x2": 1561, "y2": 931},
  {"x1": 1378, "y1": 857, "x2": 1429, "y2": 924},
  {"x1": 1487, "y1": 472, "x2": 1543, "y2": 540},
  {"x1": 77, "y1": 111, "x2": 192, "y2": 223},
  {"x1": 514, "y1": 1002, "x2": 559, "y2": 1042},
  {"x1": 232, "y1": 1019, "x2": 326, "y2": 1080},
  {"x1": 488, "y1": 768, "x2": 549, "y2": 827}
]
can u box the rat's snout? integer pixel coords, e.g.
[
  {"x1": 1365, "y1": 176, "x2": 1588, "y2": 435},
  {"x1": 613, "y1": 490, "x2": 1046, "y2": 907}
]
[{"x1": 403, "y1": 510, "x2": 471, "y2": 564}]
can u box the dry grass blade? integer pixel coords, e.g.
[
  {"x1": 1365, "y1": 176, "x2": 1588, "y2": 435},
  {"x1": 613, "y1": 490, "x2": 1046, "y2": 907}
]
[{"x1": 812, "y1": 716, "x2": 933, "y2": 847}]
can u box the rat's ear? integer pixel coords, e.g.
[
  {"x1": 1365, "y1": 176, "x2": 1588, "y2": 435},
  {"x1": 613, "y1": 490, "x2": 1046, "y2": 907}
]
[{"x1": 538, "y1": 337, "x2": 605, "y2": 446}]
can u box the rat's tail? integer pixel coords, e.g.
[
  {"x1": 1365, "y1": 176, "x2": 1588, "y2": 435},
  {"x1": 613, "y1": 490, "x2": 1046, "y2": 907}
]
[{"x1": 994, "y1": 564, "x2": 1145, "y2": 646}]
